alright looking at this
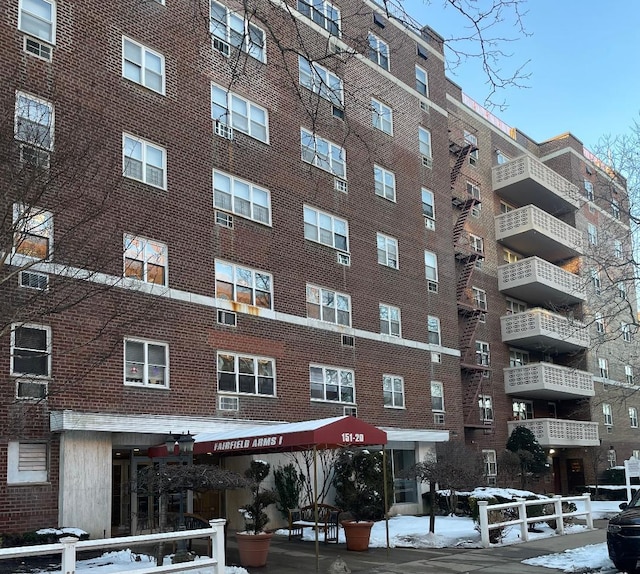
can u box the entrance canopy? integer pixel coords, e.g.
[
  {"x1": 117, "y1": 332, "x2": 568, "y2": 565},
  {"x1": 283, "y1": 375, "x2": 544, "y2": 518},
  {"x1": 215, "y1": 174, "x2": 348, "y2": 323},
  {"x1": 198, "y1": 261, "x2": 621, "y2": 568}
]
[{"x1": 193, "y1": 415, "x2": 387, "y2": 456}]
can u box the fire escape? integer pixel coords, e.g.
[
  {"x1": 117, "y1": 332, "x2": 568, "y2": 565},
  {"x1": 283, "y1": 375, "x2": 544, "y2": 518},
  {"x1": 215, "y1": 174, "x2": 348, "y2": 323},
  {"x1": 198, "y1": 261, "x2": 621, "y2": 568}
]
[{"x1": 450, "y1": 133, "x2": 492, "y2": 428}]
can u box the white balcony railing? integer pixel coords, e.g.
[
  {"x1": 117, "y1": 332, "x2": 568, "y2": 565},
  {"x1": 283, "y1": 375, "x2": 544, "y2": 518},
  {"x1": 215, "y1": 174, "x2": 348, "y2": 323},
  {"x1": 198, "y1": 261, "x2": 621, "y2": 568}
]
[
  {"x1": 507, "y1": 418, "x2": 599, "y2": 447},
  {"x1": 504, "y1": 362, "x2": 594, "y2": 399}
]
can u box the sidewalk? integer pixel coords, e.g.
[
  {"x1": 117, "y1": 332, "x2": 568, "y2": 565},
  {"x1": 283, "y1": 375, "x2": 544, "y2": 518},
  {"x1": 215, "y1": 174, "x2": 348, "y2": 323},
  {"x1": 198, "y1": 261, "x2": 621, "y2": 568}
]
[{"x1": 225, "y1": 520, "x2": 609, "y2": 574}]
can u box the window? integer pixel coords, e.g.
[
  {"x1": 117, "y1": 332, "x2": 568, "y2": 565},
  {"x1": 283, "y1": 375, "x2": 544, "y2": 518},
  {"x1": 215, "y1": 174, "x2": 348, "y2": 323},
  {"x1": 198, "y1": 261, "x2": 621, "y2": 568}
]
[
  {"x1": 476, "y1": 341, "x2": 490, "y2": 367},
  {"x1": 478, "y1": 395, "x2": 493, "y2": 422},
  {"x1": 472, "y1": 287, "x2": 487, "y2": 311},
  {"x1": 618, "y1": 282, "x2": 627, "y2": 300},
  {"x1": 496, "y1": 150, "x2": 509, "y2": 165},
  {"x1": 584, "y1": 180, "x2": 594, "y2": 201},
  {"x1": 380, "y1": 303, "x2": 401, "y2": 337},
  {"x1": 298, "y1": 57, "x2": 343, "y2": 107},
  {"x1": 15, "y1": 92, "x2": 54, "y2": 155},
  {"x1": 512, "y1": 400, "x2": 534, "y2": 420},
  {"x1": 383, "y1": 375, "x2": 404, "y2": 408},
  {"x1": 506, "y1": 298, "x2": 527, "y2": 314},
  {"x1": 368, "y1": 32, "x2": 389, "y2": 70},
  {"x1": 306, "y1": 284, "x2": 350, "y2": 326},
  {"x1": 415, "y1": 65, "x2": 428, "y2": 96},
  {"x1": 595, "y1": 313, "x2": 605, "y2": 334},
  {"x1": 599, "y1": 357, "x2": 609, "y2": 379},
  {"x1": 310, "y1": 364, "x2": 354, "y2": 403},
  {"x1": 213, "y1": 170, "x2": 271, "y2": 224},
  {"x1": 422, "y1": 188, "x2": 435, "y2": 226},
  {"x1": 612, "y1": 198, "x2": 621, "y2": 219},
  {"x1": 211, "y1": 84, "x2": 269, "y2": 143},
  {"x1": 626, "y1": 365, "x2": 634, "y2": 385},
  {"x1": 483, "y1": 450, "x2": 497, "y2": 480},
  {"x1": 7, "y1": 441, "x2": 48, "y2": 485},
  {"x1": 464, "y1": 130, "x2": 478, "y2": 166},
  {"x1": 427, "y1": 316, "x2": 441, "y2": 345},
  {"x1": 11, "y1": 324, "x2": 51, "y2": 377},
  {"x1": 391, "y1": 449, "x2": 417, "y2": 503},
  {"x1": 122, "y1": 134, "x2": 166, "y2": 189},
  {"x1": 122, "y1": 37, "x2": 165, "y2": 94},
  {"x1": 19, "y1": 0, "x2": 55, "y2": 44},
  {"x1": 424, "y1": 250, "x2": 438, "y2": 283},
  {"x1": 377, "y1": 233, "x2": 398, "y2": 269},
  {"x1": 467, "y1": 182, "x2": 481, "y2": 216},
  {"x1": 622, "y1": 322, "x2": 632, "y2": 343},
  {"x1": 303, "y1": 205, "x2": 348, "y2": 251},
  {"x1": 215, "y1": 260, "x2": 273, "y2": 309},
  {"x1": 419, "y1": 127, "x2": 432, "y2": 160},
  {"x1": 431, "y1": 381, "x2": 444, "y2": 411},
  {"x1": 374, "y1": 165, "x2": 396, "y2": 201},
  {"x1": 300, "y1": 129, "x2": 346, "y2": 178},
  {"x1": 297, "y1": 0, "x2": 340, "y2": 35},
  {"x1": 608, "y1": 447, "x2": 617, "y2": 467},
  {"x1": 631, "y1": 407, "x2": 639, "y2": 428},
  {"x1": 503, "y1": 249, "x2": 521, "y2": 264},
  {"x1": 124, "y1": 339, "x2": 168, "y2": 387},
  {"x1": 614, "y1": 240, "x2": 623, "y2": 259},
  {"x1": 509, "y1": 349, "x2": 529, "y2": 367},
  {"x1": 124, "y1": 235, "x2": 167, "y2": 286},
  {"x1": 218, "y1": 352, "x2": 275, "y2": 396},
  {"x1": 371, "y1": 98, "x2": 393, "y2": 135},
  {"x1": 210, "y1": 0, "x2": 266, "y2": 62},
  {"x1": 603, "y1": 403, "x2": 613, "y2": 426},
  {"x1": 591, "y1": 269, "x2": 601, "y2": 294},
  {"x1": 13, "y1": 204, "x2": 53, "y2": 260},
  {"x1": 469, "y1": 234, "x2": 484, "y2": 255},
  {"x1": 587, "y1": 223, "x2": 598, "y2": 246}
]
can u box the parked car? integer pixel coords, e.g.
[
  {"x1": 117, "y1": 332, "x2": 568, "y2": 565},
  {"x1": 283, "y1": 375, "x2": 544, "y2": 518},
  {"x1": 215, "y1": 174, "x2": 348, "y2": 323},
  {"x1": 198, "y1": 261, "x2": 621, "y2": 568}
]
[{"x1": 607, "y1": 491, "x2": 640, "y2": 573}]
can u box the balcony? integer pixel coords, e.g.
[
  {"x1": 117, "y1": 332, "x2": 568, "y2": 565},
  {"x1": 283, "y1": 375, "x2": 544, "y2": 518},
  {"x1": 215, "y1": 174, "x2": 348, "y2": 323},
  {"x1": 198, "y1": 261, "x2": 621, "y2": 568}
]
[
  {"x1": 498, "y1": 257, "x2": 586, "y2": 307},
  {"x1": 507, "y1": 418, "x2": 599, "y2": 448},
  {"x1": 501, "y1": 308, "x2": 589, "y2": 353},
  {"x1": 504, "y1": 362, "x2": 594, "y2": 400},
  {"x1": 495, "y1": 205, "x2": 583, "y2": 263},
  {"x1": 493, "y1": 155, "x2": 581, "y2": 215}
]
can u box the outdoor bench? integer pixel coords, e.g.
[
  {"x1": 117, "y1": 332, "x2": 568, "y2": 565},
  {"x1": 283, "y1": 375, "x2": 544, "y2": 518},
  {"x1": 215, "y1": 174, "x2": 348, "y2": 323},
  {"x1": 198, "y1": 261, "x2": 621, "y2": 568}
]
[{"x1": 288, "y1": 504, "x2": 341, "y2": 544}]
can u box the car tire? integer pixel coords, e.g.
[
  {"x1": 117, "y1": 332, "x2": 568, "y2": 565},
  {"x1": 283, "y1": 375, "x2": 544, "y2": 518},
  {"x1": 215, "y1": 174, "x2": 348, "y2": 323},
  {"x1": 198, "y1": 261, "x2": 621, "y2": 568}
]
[{"x1": 613, "y1": 560, "x2": 639, "y2": 574}]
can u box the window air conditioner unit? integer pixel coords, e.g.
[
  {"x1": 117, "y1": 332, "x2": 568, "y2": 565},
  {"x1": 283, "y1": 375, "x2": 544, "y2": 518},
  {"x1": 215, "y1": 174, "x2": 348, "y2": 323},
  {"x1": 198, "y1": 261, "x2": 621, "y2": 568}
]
[
  {"x1": 19, "y1": 271, "x2": 49, "y2": 290},
  {"x1": 219, "y1": 396, "x2": 239, "y2": 411},
  {"x1": 20, "y1": 145, "x2": 50, "y2": 169},
  {"x1": 16, "y1": 379, "x2": 48, "y2": 400},
  {"x1": 422, "y1": 156, "x2": 433, "y2": 169},
  {"x1": 215, "y1": 210, "x2": 234, "y2": 228},
  {"x1": 433, "y1": 412, "x2": 445, "y2": 425},
  {"x1": 334, "y1": 178, "x2": 348, "y2": 193},
  {"x1": 427, "y1": 280, "x2": 438, "y2": 293},
  {"x1": 420, "y1": 101, "x2": 429, "y2": 113},
  {"x1": 341, "y1": 334, "x2": 355, "y2": 347},
  {"x1": 213, "y1": 38, "x2": 230, "y2": 57},
  {"x1": 24, "y1": 37, "x2": 52, "y2": 61},
  {"x1": 344, "y1": 406, "x2": 357, "y2": 417},
  {"x1": 214, "y1": 121, "x2": 234, "y2": 140},
  {"x1": 424, "y1": 216, "x2": 435, "y2": 230},
  {"x1": 217, "y1": 309, "x2": 237, "y2": 326},
  {"x1": 337, "y1": 252, "x2": 351, "y2": 266}
]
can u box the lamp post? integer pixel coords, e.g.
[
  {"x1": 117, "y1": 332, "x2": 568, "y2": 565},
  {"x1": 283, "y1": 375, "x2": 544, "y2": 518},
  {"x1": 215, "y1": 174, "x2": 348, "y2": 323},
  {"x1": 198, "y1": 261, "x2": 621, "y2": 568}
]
[{"x1": 165, "y1": 431, "x2": 194, "y2": 561}]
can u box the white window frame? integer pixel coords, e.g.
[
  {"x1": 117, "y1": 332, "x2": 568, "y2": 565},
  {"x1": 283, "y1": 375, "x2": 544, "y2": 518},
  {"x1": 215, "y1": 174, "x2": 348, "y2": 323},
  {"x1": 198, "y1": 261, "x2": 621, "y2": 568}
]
[
  {"x1": 599, "y1": 357, "x2": 609, "y2": 379},
  {"x1": 584, "y1": 180, "x2": 594, "y2": 201},
  {"x1": 124, "y1": 338, "x2": 169, "y2": 388},
  {"x1": 213, "y1": 169, "x2": 271, "y2": 225},
  {"x1": 300, "y1": 128, "x2": 346, "y2": 178},
  {"x1": 483, "y1": 449, "x2": 497, "y2": 478},
  {"x1": 419, "y1": 126, "x2": 432, "y2": 159},
  {"x1": 509, "y1": 348, "x2": 529, "y2": 367},
  {"x1": 7, "y1": 441, "x2": 48, "y2": 485},
  {"x1": 211, "y1": 83, "x2": 269, "y2": 143},
  {"x1": 630, "y1": 407, "x2": 639, "y2": 428},
  {"x1": 310, "y1": 364, "x2": 355, "y2": 404},
  {"x1": 618, "y1": 282, "x2": 627, "y2": 300},
  {"x1": 424, "y1": 250, "x2": 438, "y2": 283},
  {"x1": 377, "y1": 232, "x2": 398, "y2": 269},
  {"x1": 298, "y1": 57, "x2": 343, "y2": 107},
  {"x1": 10, "y1": 323, "x2": 51, "y2": 378},
  {"x1": 374, "y1": 165, "x2": 396, "y2": 202},
  {"x1": 217, "y1": 351, "x2": 276, "y2": 396},
  {"x1": 587, "y1": 223, "x2": 598, "y2": 246},
  {"x1": 297, "y1": 0, "x2": 340, "y2": 36},
  {"x1": 626, "y1": 365, "x2": 634, "y2": 385},
  {"x1": 368, "y1": 32, "x2": 389, "y2": 70},
  {"x1": 427, "y1": 315, "x2": 441, "y2": 345},
  {"x1": 383, "y1": 374, "x2": 405, "y2": 408},
  {"x1": 371, "y1": 98, "x2": 393, "y2": 135},
  {"x1": 614, "y1": 240, "x2": 623, "y2": 259},
  {"x1": 431, "y1": 381, "x2": 444, "y2": 412},
  {"x1": 422, "y1": 188, "x2": 435, "y2": 224},
  {"x1": 215, "y1": 259, "x2": 273, "y2": 309},
  {"x1": 622, "y1": 322, "x2": 632, "y2": 343},
  {"x1": 306, "y1": 284, "x2": 351, "y2": 326},
  {"x1": 210, "y1": 0, "x2": 266, "y2": 62},
  {"x1": 13, "y1": 203, "x2": 53, "y2": 260},
  {"x1": 415, "y1": 65, "x2": 428, "y2": 97},
  {"x1": 506, "y1": 297, "x2": 527, "y2": 314},
  {"x1": 479, "y1": 395, "x2": 493, "y2": 422},
  {"x1": 303, "y1": 205, "x2": 349, "y2": 252},
  {"x1": 512, "y1": 399, "x2": 534, "y2": 420},
  {"x1": 15, "y1": 91, "x2": 54, "y2": 151},
  {"x1": 595, "y1": 312, "x2": 605, "y2": 334},
  {"x1": 472, "y1": 287, "x2": 487, "y2": 311},
  {"x1": 603, "y1": 402, "x2": 613, "y2": 426},
  {"x1": 124, "y1": 234, "x2": 168, "y2": 286},
  {"x1": 122, "y1": 133, "x2": 166, "y2": 189},
  {"x1": 380, "y1": 303, "x2": 401, "y2": 337},
  {"x1": 612, "y1": 198, "x2": 621, "y2": 219},
  {"x1": 18, "y1": 0, "x2": 56, "y2": 45},
  {"x1": 470, "y1": 234, "x2": 484, "y2": 255},
  {"x1": 476, "y1": 341, "x2": 490, "y2": 367},
  {"x1": 496, "y1": 150, "x2": 509, "y2": 165},
  {"x1": 591, "y1": 269, "x2": 601, "y2": 294},
  {"x1": 122, "y1": 37, "x2": 165, "y2": 94},
  {"x1": 464, "y1": 130, "x2": 478, "y2": 166},
  {"x1": 467, "y1": 182, "x2": 481, "y2": 216}
]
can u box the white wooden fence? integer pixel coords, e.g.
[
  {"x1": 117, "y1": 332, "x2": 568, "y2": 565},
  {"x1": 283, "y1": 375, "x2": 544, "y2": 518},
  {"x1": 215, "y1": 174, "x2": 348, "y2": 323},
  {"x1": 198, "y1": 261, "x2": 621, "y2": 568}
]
[
  {"x1": 477, "y1": 494, "x2": 593, "y2": 547},
  {"x1": 0, "y1": 519, "x2": 226, "y2": 574}
]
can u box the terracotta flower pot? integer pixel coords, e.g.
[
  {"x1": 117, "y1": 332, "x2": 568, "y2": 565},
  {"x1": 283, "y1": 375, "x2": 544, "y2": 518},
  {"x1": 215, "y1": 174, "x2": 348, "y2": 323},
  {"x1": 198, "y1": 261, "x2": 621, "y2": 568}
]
[
  {"x1": 235, "y1": 531, "x2": 274, "y2": 567},
  {"x1": 341, "y1": 520, "x2": 374, "y2": 551}
]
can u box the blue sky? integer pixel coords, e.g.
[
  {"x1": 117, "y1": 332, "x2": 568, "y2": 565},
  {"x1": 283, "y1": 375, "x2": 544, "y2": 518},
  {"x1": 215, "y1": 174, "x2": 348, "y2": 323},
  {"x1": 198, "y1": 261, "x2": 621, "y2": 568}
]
[{"x1": 403, "y1": 0, "x2": 640, "y2": 150}]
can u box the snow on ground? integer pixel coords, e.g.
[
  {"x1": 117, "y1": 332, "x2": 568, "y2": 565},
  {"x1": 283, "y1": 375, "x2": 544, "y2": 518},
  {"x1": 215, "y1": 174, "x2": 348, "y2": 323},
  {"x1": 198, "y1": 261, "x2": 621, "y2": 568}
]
[{"x1": 523, "y1": 543, "x2": 615, "y2": 573}]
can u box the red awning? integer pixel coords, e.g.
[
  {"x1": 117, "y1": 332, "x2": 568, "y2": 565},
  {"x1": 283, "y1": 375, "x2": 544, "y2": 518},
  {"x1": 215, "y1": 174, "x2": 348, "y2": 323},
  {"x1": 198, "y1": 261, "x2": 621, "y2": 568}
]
[{"x1": 192, "y1": 416, "x2": 387, "y2": 456}]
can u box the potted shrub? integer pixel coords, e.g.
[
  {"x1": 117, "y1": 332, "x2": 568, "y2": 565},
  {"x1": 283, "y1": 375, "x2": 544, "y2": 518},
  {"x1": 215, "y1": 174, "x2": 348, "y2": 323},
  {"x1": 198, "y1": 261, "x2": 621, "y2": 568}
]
[
  {"x1": 333, "y1": 449, "x2": 391, "y2": 551},
  {"x1": 235, "y1": 460, "x2": 278, "y2": 567}
]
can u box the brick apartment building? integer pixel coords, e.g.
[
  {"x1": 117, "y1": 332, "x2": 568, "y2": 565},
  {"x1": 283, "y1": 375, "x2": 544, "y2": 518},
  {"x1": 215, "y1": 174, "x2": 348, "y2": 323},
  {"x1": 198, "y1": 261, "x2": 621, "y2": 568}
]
[{"x1": 0, "y1": 0, "x2": 638, "y2": 538}]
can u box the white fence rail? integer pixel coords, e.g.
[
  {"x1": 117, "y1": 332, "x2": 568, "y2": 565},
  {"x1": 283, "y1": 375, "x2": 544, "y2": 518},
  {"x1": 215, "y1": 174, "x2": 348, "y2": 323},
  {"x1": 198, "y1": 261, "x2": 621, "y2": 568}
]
[
  {"x1": 0, "y1": 519, "x2": 226, "y2": 574},
  {"x1": 477, "y1": 494, "x2": 593, "y2": 547}
]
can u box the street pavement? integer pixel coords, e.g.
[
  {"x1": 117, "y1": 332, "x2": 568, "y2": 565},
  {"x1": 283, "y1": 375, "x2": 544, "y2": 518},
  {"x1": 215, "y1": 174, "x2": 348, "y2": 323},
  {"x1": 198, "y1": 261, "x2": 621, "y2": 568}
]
[{"x1": 225, "y1": 519, "x2": 610, "y2": 574}]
